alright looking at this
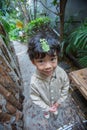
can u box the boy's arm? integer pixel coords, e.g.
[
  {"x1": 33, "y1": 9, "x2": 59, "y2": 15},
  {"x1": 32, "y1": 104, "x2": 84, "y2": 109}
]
[
  {"x1": 30, "y1": 84, "x2": 50, "y2": 111},
  {"x1": 57, "y1": 72, "x2": 69, "y2": 104}
]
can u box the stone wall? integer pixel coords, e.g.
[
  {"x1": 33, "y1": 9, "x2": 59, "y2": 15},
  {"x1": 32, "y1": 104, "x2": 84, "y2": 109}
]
[{"x1": 0, "y1": 23, "x2": 24, "y2": 130}]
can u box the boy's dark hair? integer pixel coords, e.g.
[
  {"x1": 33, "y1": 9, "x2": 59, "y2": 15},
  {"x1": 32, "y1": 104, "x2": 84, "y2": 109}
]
[{"x1": 27, "y1": 32, "x2": 60, "y2": 60}]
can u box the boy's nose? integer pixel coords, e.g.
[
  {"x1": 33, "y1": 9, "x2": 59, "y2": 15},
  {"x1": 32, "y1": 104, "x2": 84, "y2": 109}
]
[{"x1": 45, "y1": 62, "x2": 52, "y2": 69}]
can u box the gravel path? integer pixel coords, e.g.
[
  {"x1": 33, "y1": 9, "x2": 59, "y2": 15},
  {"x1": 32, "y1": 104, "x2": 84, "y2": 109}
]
[{"x1": 13, "y1": 41, "x2": 86, "y2": 130}]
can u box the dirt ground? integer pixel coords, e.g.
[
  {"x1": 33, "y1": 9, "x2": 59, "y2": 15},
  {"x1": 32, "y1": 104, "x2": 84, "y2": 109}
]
[{"x1": 13, "y1": 41, "x2": 87, "y2": 130}]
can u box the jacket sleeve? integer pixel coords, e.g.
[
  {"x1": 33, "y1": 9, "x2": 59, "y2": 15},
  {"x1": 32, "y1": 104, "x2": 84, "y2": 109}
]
[
  {"x1": 30, "y1": 84, "x2": 50, "y2": 111},
  {"x1": 57, "y1": 71, "x2": 69, "y2": 104}
]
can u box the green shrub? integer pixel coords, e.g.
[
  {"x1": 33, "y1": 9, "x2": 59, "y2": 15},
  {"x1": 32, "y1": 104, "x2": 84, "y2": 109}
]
[
  {"x1": 66, "y1": 20, "x2": 87, "y2": 68},
  {"x1": 9, "y1": 19, "x2": 24, "y2": 41},
  {"x1": 25, "y1": 17, "x2": 51, "y2": 37},
  {"x1": 0, "y1": 17, "x2": 10, "y2": 32},
  {"x1": 0, "y1": 16, "x2": 10, "y2": 45}
]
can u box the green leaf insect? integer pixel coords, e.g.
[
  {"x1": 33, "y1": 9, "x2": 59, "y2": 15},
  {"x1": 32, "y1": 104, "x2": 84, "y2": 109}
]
[{"x1": 40, "y1": 38, "x2": 50, "y2": 52}]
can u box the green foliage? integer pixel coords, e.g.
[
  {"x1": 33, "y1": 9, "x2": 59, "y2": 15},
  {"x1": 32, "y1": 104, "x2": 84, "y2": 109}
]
[
  {"x1": 65, "y1": 21, "x2": 87, "y2": 68},
  {"x1": 0, "y1": 15, "x2": 10, "y2": 45},
  {"x1": 76, "y1": 49, "x2": 87, "y2": 67},
  {"x1": 52, "y1": 0, "x2": 59, "y2": 6},
  {"x1": 78, "y1": 56, "x2": 87, "y2": 68},
  {"x1": 0, "y1": 0, "x2": 15, "y2": 15},
  {"x1": 0, "y1": 16, "x2": 10, "y2": 32},
  {"x1": 8, "y1": 19, "x2": 23, "y2": 40},
  {"x1": 25, "y1": 17, "x2": 51, "y2": 37},
  {"x1": 0, "y1": 13, "x2": 21, "y2": 41},
  {"x1": 9, "y1": 28, "x2": 20, "y2": 40},
  {"x1": 8, "y1": 19, "x2": 17, "y2": 40}
]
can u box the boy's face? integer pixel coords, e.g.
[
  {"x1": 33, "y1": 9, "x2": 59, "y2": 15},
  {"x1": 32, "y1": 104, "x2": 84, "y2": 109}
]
[{"x1": 32, "y1": 52, "x2": 58, "y2": 77}]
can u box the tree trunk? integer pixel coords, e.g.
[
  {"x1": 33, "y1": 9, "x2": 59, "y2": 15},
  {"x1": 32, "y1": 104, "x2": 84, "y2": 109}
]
[
  {"x1": 33, "y1": 0, "x2": 37, "y2": 19},
  {"x1": 17, "y1": 0, "x2": 30, "y2": 24},
  {"x1": 60, "y1": 0, "x2": 67, "y2": 42}
]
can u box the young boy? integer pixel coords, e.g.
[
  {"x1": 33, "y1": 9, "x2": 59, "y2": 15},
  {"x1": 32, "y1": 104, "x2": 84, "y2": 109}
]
[{"x1": 27, "y1": 32, "x2": 69, "y2": 119}]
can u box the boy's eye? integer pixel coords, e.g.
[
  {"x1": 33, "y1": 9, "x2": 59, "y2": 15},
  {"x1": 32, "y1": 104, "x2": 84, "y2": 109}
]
[
  {"x1": 37, "y1": 59, "x2": 44, "y2": 63},
  {"x1": 51, "y1": 57, "x2": 57, "y2": 61}
]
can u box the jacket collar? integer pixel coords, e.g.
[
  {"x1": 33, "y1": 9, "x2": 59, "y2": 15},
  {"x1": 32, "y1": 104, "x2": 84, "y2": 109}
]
[{"x1": 34, "y1": 68, "x2": 57, "y2": 82}]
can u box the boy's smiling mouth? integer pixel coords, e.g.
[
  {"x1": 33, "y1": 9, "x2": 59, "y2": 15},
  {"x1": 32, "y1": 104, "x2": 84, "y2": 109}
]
[{"x1": 42, "y1": 70, "x2": 53, "y2": 76}]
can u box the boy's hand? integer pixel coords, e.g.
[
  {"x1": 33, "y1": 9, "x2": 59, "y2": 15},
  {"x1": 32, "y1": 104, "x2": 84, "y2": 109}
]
[
  {"x1": 49, "y1": 102, "x2": 60, "y2": 112},
  {"x1": 49, "y1": 105, "x2": 57, "y2": 112},
  {"x1": 54, "y1": 102, "x2": 60, "y2": 108}
]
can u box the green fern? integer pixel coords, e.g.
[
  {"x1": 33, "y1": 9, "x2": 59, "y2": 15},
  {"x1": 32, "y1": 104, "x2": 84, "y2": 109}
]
[
  {"x1": 66, "y1": 21, "x2": 87, "y2": 68},
  {"x1": 77, "y1": 49, "x2": 87, "y2": 58},
  {"x1": 78, "y1": 56, "x2": 87, "y2": 68}
]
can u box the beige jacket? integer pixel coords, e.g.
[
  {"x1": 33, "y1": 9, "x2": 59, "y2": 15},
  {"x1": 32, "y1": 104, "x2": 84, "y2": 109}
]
[{"x1": 30, "y1": 66, "x2": 69, "y2": 111}]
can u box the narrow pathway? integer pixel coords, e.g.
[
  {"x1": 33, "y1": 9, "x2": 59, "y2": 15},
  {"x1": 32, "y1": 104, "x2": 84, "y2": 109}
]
[
  {"x1": 12, "y1": 41, "x2": 35, "y2": 99},
  {"x1": 13, "y1": 41, "x2": 86, "y2": 130}
]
